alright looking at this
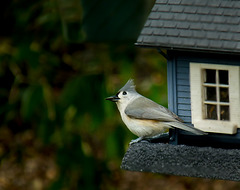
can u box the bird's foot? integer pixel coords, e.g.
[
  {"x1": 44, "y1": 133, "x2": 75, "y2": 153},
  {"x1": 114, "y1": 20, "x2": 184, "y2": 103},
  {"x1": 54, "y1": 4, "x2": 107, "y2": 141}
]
[
  {"x1": 149, "y1": 132, "x2": 169, "y2": 140},
  {"x1": 145, "y1": 132, "x2": 170, "y2": 143},
  {"x1": 129, "y1": 132, "x2": 170, "y2": 145},
  {"x1": 129, "y1": 137, "x2": 148, "y2": 145}
]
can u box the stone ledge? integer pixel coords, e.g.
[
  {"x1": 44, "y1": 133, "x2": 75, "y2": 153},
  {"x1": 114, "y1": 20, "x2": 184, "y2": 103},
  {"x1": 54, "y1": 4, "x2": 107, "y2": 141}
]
[{"x1": 121, "y1": 142, "x2": 240, "y2": 181}]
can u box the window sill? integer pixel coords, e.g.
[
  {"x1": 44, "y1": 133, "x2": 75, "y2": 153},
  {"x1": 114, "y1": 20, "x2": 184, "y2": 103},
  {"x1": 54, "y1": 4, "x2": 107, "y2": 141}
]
[{"x1": 194, "y1": 120, "x2": 237, "y2": 134}]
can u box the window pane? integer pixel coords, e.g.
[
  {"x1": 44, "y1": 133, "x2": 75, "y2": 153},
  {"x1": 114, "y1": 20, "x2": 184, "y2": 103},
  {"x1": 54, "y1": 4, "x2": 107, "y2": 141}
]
[
  {"x1": 219, "y1": 70, "x2": 228, "y2": 84},
  {"x1": 205, "y1": 69, "x2": 216, "y2": 83},
  {"x1": 205, "y1": 87, "x2": 216, "y2": 101},
  {"x1": 220, "y1": 88, "x2": 229, "y2": 102},
  {"x1": 206, "y1": 104, "x2": 217, "y2": 120},
  {"x1": 220, "y1": 106, "x2": 229, "y2": 120}
]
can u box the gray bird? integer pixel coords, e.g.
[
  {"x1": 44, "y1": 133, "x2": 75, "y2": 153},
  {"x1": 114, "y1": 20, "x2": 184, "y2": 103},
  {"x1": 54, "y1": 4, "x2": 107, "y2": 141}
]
[{"x1": 106, "y1": 79, "x2": 206, "y2": 144}]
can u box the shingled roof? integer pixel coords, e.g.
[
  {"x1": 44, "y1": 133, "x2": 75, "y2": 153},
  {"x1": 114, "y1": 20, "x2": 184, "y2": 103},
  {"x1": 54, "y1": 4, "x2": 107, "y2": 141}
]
[{"x1": 136, "y1": 0, "x2": 240, "y2": 54}]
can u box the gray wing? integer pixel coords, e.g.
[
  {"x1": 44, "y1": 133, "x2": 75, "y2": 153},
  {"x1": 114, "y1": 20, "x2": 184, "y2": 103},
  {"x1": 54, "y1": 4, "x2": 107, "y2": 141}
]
[
  {"x1": 125, "y1": 96, "x2": 183, "y2": 122},
  {"x1": 125, "y1": 97, "x2": 206, "y2": 135},
  {"x1": 165, "y1": 121, "x2": 207, "y2": 135}
]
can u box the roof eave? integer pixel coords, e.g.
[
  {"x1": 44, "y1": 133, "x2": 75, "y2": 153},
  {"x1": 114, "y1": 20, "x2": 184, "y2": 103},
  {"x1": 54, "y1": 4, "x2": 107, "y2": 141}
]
[{"x1": 135, "y1": 42, "x2": 240, "y2": 56}]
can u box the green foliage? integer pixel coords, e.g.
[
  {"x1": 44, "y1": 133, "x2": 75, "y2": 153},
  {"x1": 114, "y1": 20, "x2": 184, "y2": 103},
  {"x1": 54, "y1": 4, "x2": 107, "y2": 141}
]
[
  {"x1": 0, "y1": 0, "x2": 167, "y2": 189},
  {"x1": 21, "y1": 85, "x2": 43, "y2": 120},
  {"x1": 59, "y1": 0, "x2": 155, "y2": 42}
]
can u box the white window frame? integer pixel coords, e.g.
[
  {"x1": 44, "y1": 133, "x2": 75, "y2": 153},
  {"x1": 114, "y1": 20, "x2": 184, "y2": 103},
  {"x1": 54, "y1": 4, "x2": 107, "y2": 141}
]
[{"x1": 190, "y1": 63, "x2": 240, "y2": 134}]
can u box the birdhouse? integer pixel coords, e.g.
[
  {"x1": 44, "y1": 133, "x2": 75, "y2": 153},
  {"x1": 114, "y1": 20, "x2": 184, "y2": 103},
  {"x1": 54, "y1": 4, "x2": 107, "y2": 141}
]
[
  {"x1": 121, "y1": 0, "x2": 240, "y2": 181},
  {"x1": 136, "y1": 0, "x2": 240, "y2": 146}
]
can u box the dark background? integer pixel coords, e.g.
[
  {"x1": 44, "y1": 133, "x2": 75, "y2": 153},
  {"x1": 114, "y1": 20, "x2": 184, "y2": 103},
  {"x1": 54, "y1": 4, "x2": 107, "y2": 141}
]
[{"x1": 0, "y1": 0, "x2": 240, "y2": 189}]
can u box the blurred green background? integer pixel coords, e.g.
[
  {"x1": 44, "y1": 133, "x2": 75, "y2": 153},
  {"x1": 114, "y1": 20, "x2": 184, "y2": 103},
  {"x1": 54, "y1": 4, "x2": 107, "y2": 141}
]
[{"x1": 1, "y1": 0, "x2": 240, "y2": 190}]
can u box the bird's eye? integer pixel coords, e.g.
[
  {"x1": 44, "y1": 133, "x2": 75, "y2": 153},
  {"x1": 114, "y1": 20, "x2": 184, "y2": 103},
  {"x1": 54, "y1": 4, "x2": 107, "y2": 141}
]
[{"x1": 122, "y1": 91, "x2": 127, "y2": 95}]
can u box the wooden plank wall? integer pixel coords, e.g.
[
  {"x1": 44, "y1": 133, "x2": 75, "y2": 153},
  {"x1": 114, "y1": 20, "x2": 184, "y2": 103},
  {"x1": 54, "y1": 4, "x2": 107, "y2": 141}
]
[{"x1": 176, "y1": 60, "x2": 192, "y2": 124}]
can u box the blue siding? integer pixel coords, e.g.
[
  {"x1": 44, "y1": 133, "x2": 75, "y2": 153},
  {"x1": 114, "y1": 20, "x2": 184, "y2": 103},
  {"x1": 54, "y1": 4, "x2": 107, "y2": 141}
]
[
  {"x1": 178, "y1": 92, "x2": 190, "y2": 98},
  {"x1": 176, "y1": 60, "x2": 192, "y2": 124},
  {"x1": 177, "y1": 85, "x2": 190, "y2": 92},
  {"x1": 167, "y1": 57, "x2": 178, "y2": 114},
  {"x1": 177, "y1": 97, "x2": 190, "y2": 104},
  {"x1": 167, "y1": 56, "x2": 192, "y2": 124}
]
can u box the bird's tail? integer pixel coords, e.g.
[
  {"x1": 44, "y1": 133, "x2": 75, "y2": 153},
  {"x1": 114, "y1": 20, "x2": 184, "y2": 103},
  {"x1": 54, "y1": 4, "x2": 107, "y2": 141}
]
[{"x1": 166, "y1": 121, "x2": 207, "y2": 135}]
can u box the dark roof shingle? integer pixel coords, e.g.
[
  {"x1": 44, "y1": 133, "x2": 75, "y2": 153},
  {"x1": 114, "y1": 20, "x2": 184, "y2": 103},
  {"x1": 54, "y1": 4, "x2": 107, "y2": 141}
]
[{"x1": 136, "y1": 0, "x2": 240, "y2": 53}]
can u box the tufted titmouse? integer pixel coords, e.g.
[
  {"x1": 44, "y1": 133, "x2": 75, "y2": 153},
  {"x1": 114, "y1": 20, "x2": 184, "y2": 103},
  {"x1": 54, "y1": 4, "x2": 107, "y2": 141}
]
[{"x1": 106, "y1": 79, "x2": 206, "y2": 143}]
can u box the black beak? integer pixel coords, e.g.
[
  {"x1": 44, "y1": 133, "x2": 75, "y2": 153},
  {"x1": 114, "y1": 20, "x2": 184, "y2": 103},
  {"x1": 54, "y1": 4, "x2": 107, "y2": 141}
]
[{"x1": 105, "y1": 95, "x2": 120, "y2": 102}]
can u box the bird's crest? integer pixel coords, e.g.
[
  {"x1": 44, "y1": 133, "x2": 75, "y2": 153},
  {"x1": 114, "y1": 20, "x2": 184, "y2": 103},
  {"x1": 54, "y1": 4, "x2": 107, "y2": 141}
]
[{"x1": 119, "y1": 79, "x2": 136, "y2": 92}]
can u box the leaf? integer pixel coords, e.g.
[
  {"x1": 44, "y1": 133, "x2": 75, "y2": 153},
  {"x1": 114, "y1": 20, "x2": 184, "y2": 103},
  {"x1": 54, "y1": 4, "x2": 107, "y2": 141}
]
[
  {"x1": 21, "y1": 85, "x2": 43, "y2": 120},
  {"x1": 59, "y1": 0, "x2": 155, "y2": 42},
  {"x1": 42, "y1": 82, "x2": 56, "y2": 120}
]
